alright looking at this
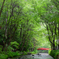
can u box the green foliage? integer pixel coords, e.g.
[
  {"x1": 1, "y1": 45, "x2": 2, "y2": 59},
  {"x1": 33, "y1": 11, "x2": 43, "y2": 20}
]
[
  {"x1": 50, "y1": 50, "x2": 55, "y2": 57},
  {"x1": 0, "y1": 0, "x2": 51, "y2": 53},
  {"x1": 7, "y1": 46, "x2": 14, "y2": 51},
  {"x1": 7, "y1": 51, "x2": 20, "y2": 58},
  {"x1": 50, "y1": 50, "x2": 59, "y2": 59},
  {"x1": 1, "y1": 0, "x2": 59, "y2": 58},
  {"x1": 0, "y1": 50, "x2": 20, "y2": 59},
  {"x1": 0, "y1": 54, "x2": 8, "y2": 59},
  {"x1": 31, "y1": 50, "x2": 38, "y2": 54},
  {"x1": 23, "y1": 51, "x2": 28, "y2": 55},
  {"x1": 48, "y1": 50, "x2": 51, "y2": 54},
  {"x1": 11, "y1": 41, "x2": 19, "y2": 49},
  {"x1": 55, "y1": 52, "x2": 59, "y2": 59},
  {"x1": 0, "y1": 51, "x2": 21, "y2": 59},
  {"x1": 0, "y1": 45, "x2": 3, "y2": 52}
]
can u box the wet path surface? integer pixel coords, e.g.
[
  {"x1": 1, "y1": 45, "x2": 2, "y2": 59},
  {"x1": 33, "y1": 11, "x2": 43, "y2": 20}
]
[
  {"x1": 20, "y1": 53, "x2": 54, "y2": 59},
  {"x1": 11, "y1": 53, "x2": 54, "y2": 59}
]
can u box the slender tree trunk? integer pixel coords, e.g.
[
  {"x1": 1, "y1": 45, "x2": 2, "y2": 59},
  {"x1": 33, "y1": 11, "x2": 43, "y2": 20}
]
[
  {"x1": 0, "y1": 0, "x2": 5, "y2": 16},
  {"x1": 58, "y1": 23, "x2": 59, "y2": 38},
  {"x1": 53, "y1": 35, "x2": 55, "y2": 50},
  {"x1": 58, "y1": 23, "x2": 59, "y2": 49},
  {"x1": 46, "y1": 24, "x2": 53, "y2": 44},
  {"x1": 46, "y1": 24, "x2": 56, "y2": 50},
  {"x1": 55, "y1": 23, "x2": 57, "y2": 35}
]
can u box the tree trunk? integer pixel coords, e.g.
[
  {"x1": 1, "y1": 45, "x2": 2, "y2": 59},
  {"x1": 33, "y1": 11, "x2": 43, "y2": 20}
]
[{"x1": 0, "y1": 0, "x2": 5, "y2": 16}]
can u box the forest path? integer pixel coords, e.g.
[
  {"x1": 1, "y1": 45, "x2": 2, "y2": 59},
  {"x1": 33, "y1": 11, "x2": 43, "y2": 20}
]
[{"x1": 20, "y1": 53, "x2": 54, "y2": 59}]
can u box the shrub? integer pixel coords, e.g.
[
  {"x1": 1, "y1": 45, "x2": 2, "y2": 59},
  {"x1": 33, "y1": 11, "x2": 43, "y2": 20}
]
[
  {"x1": 7, "y1": 46, "x2": 14, "y2": 51},
  {"x1": 7, "y1": 51, "x2": 20, "y2": 58},
  {"x1": 29, "y1": 50, "x2": 38, "y2": 54},
  {"x1": 50, "y1": 50, "x2": 59, "y2": 59},
  {"x1": 50, "y1": 50, "x2": 56, "y2": 57},
  {"x1": 0, "y1": 50, "x2": 20, "y2": 59},
  {"x1": 55, "y1": 52, "x2": 59, "y2": 59},
  {"x1": 0, "y1": 54, "x2": 8, "y2": 59},
  {"x1": 0, "y1": 45, "x2": 3, "y2": 52},
  {"x1": 48, "y1": 50, "x2": 51, "y2": 54},
  {"x1": 23, "y1": 51, "x2": 27, "y2": 55},
  {"x1": 11, "y1": 41, "x2": 19, "y2": 49}
]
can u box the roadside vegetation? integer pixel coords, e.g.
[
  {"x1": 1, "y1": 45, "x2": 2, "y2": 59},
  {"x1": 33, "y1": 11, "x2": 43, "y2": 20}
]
[{"x1": 0, "y1": 0, "x2": 59, "y2": 59}]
